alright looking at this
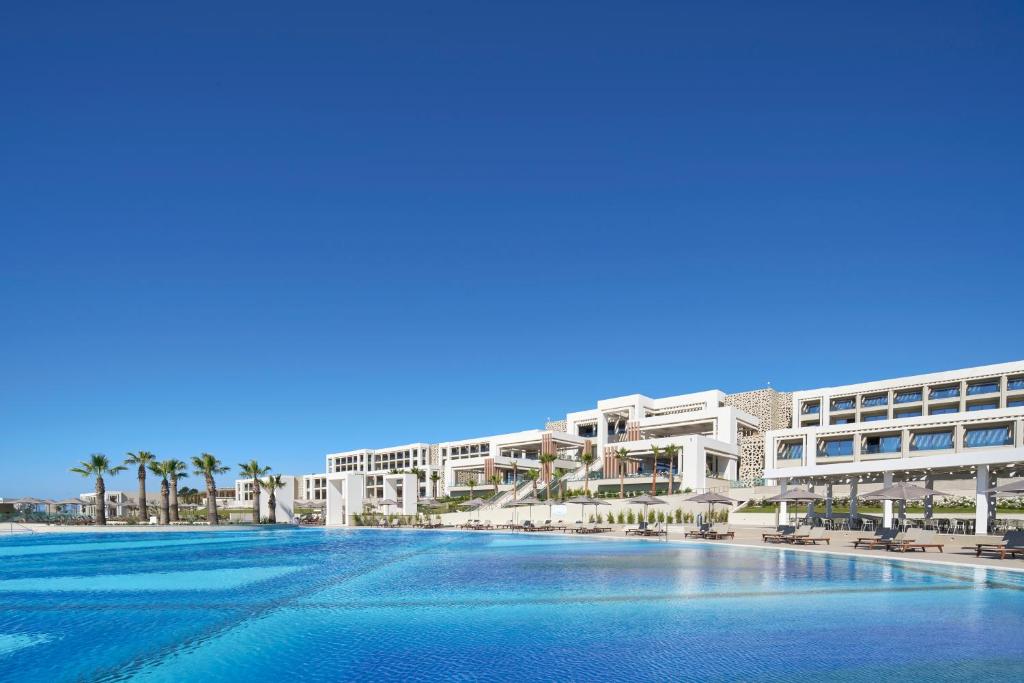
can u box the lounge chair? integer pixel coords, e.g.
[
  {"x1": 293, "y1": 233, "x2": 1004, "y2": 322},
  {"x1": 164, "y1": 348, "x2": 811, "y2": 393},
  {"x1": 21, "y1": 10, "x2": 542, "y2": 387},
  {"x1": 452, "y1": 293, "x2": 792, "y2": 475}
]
[
  {"x1": 790, "y1": 527, "x2": 830, "y2": 545},
  {"x1": 573, "y1": 522, "x2": 612, "y2": 534},
  {"x1": 888, "y1": 529, "x2": 944, "y2": 553},
  {"x1": 626, "y1": 521, "x2": 649, "y2": 536},
  {"x1": 705, "y1": 524, "x2": 734, "y2": 540},
  {"x1": 963, "y1": 530, "x2": 1024, "y2": 558},
  {"x1": 642, "y1": 522, "x2": 667, "y2": 538},
  {"x1": 765, "y1": 525, "x2": 810, "y2": 544},
  {"x1": 852, "y1": 528, "x2": 898, "y2": 549},
  {"x1": 686, "y1": 524, "x2": 711, "y2": 539}
]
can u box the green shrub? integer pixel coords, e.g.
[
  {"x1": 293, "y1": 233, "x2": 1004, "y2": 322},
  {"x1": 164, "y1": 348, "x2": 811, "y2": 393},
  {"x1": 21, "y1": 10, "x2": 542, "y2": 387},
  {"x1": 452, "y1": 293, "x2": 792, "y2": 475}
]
[
  {"x1": 626, "y1": 509, "x2": 636, "y2": 524},
  {"x1": 657, "y1": 510, "x2": 666, "y2": 523},
  {"x1": 673, "y1": 508, "x2": 682, "y2": 523},
  {"x1": 617, "y1": 510, "x2": 626, "y2": 524}
]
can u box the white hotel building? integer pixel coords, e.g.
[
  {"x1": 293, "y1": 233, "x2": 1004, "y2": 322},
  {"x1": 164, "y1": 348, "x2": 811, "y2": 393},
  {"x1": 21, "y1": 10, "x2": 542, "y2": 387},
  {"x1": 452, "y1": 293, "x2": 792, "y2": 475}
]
[{"x1": 763, "y1": 361, "x2": 1024, "y2": 535}]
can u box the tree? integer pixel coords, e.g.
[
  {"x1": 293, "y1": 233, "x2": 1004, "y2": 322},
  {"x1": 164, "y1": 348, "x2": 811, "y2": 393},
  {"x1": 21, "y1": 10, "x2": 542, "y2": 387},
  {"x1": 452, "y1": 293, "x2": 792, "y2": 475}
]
[
  {"x1": 429, "y1": 471, "x2": 441, "y2": 498},
  {"x1": 555, "y1": 468, "x2": 567, "y2": 500},
  {"x1": 70, "y1": 454, "x2": 126, "y2": 525},
  {"x1": 148, "y1": 461, "x2": 171, "y2": 524},
  {"x1": 663, "y1": 444, "x2": 679, "y2": 495},
  {"x1": 650, "y1": 445, "x2": 662, "y2": 496},
  {"x1": 579, "y1": 448, "x2": 597, "y2": 495},
  {"x1": 260, "y1": 474, "x2": 287, "y2": 524},
  {"x1": 192, "y1": 453, "x2": 229, "y2": 525},
  {"x1": 539, "y1": 452, "x2": 557, "y2": 501},
  {"x1": 124, "y1": 451, "x2": 156, "y2": 521},
  {"x1": 615, "y1": 448, "x2": 632, "y2": 499},
  {"x1": 525, "y1": 469, "x2": 540, "y2": 498},
  {"x1": 488, "y1": 473, "x2": 502, "y2": 498},
  {"x1": 238, "y1": 460, "x2": 271, "y2": 524},
  {"x1": 467, "y1": 478, "x2": 476, "y2": 498},
  {"x1": 165, "y1": 459, "x2": 189, "y2": 522}
]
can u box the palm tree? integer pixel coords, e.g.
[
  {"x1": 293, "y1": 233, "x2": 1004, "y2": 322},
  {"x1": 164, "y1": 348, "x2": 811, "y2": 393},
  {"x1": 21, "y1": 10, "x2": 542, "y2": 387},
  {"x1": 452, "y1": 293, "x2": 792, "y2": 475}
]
[
  {"x1": 539, "y1": 452, "x2": 557, "y2": 501},
  {"x1": 555, "y1": 468, "x2": 567, "y2": 500},
  {"x1": 511, "y1": 460, "x2": 519, "y2": 489},
  {"x1": 467, "y1": 478, "x2": 476, "y2": 499},
  {"x1": 650, "y1": 445, "x2": 662, "y2": 496},
  {"x1": 148, "y1": 461, "x2": 171, "y2": 524},
  {"x1": 488, "y1": 473, "x2": 502, "y2": 498},
  {"x1": 238, "y1": 460, "x2": 271, "y2": 523},
  {"x1": 429, "y1": 471, "x2": 441, "y2": 498},
  {"x1": 615, "y1": 448, "x2": 631, "y2": 499},
  {"x1": 579, "y1": 449, "x2": 597, "y2": 495},
  {"x1": 525, "y1": 469, "x2": 540, "y2": 498},
  {"x1": 70, "y1": 454, "x2": 126, "y2": 525},
  {"x1": 260, "y1": 475, "x2": 286, "y2": 524},
  {"x1": 124, "y1": 451, "x2": 156, "y2": 521},
  {"x1": 165, "y1": 459, "x2": 188, "y2": 522},
  {"x1": 663, "y1": 444, "x2": 679, "y2": 495},
  {"x1": 192, "y1": 453, "x2": 229, "y2": 525}
]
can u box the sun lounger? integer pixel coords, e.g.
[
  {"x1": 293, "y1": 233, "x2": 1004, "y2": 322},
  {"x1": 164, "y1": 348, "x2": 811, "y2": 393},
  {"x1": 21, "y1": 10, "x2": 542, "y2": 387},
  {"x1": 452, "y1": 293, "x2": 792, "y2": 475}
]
[
  {"x1": 888, "y1": 530, "x2": 944, "y2": 553},
  {"x1": 765, "y1": 525, "x2": 809, "y2": 544},
  {"x1": 789, "y1": 527, "x2": 830, "y2": 545},
  {"x1": 963, "y1": 531, "x2": 1024, "y2": 558},
  {"x1": 704, "y1": 524, "x2": 734, "y2": 540},
  {"x1": 686, "y1": 524, "x2": 711, "y2": 539},
  {"x1": 852, "y1": 528, "x2": 898, "y2": 549},
  {"x1": 626, "y1": 522, "x2": 649, "y2": 536},
  {"x1": 573, "y1": 523, "x2": 612, "y2": 534},
  {"x1": 642, "y1": 522, "x2": 667, "y2": 538}
]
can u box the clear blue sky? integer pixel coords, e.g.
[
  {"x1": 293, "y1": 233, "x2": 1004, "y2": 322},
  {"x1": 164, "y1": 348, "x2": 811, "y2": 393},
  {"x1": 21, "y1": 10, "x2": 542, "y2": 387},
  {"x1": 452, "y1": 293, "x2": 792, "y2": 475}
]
[{"x1": 2, "y1": 2, "x2": 1021, "y2": 498}]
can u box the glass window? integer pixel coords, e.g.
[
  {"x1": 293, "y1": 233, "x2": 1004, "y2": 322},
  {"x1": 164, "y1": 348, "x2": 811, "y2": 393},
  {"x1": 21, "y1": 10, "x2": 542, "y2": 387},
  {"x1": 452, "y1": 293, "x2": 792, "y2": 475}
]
[
  {"x1": 862, "y1": 394, "x2": 888, "y2": 407},
  {"x1": 967, "y1": 381, "x2": 999, "y2": 396},
  {"x1": 964, "y1": 425, "x2": 1013, "y2": 448},
  {"x1": 862, "y1": 413, "x2": 888, "y2": 422},
  {"x1": 802, "y1": 402, "x2": 820, "y2": 415},
  {"x1": 1008, "y1": 377, "x2": 1024, "y2": 391},
  {"x1": 777, "y1": 442, "x2": 803, "y2": 460},
  {"x1": 929, "y1": 405, "x2": 958, "y2": 415},
  {"x1": 894, "y1": 408, "x2": 922, "y2": 419},
  {"x1": 967, "y1": 402, "x2": 998, "y2": 412},
  {"x1": 930, "y1": 385, "x2": 961, "y2": 400},
  {"x1": 894, "y1": 390, "x2": 922, "y2": 404},
  {"x1": 819, "y1": 438, "x2": 854, "y2": 457},
  {"x1": 910, "y1": 430, "x2": 954, "y2": 451},
  {"x1": 831, "y1": 416, "x2": 855, "y2": 425},
  {"x1": 831, "y1": 398, "x2": 856, "y2": 411},
  {"x1": 1009, "y1": 398, "x2": 1024, "y2": 408},
  {"x1": 863, "y1": 434, "x2": 901, "y2": 454}
]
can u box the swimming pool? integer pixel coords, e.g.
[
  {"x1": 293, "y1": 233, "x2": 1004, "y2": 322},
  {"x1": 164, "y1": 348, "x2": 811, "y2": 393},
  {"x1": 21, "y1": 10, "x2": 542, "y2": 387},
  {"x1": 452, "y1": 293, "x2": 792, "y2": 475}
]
[{"x1": 1, "y1": 528, "x2": 1023, "y2": 681}]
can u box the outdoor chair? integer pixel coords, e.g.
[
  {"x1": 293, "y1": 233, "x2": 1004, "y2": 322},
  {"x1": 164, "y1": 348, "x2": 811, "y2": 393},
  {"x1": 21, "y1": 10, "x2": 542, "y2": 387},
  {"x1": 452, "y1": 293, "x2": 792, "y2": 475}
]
[
  {"x1": 964, "y1": 530, "x2": 1024, "y2": 558},
  {"x1": 888, "y1": 529, "x2": 944, "y2": 553}
]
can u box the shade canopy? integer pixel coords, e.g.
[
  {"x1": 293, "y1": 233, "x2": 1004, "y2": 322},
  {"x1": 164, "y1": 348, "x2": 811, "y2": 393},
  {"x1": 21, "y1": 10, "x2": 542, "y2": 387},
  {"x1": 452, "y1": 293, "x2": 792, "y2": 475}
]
[
  {"x1": 765, "y1": 489, "x2": 825, "y2": 503},
  {"x1": 686, "y1": 492, "x2": 736, "y2": 505},
  {"x1": 56, "y1": 498, "x2": 85, "y2": 505},
  {"x1": 460, "y1": 497, "x2": 487, "y2": 508},
  {"x1": 860, "y1": 484, "x2": 950, "y2": 501},
  {"x1": 505, "y1": 496, "x2": 542, "y2": 507},
  {"x1": 566, "y1": 495, "x2": 610, "y2": 506},
  {"x1": 376, "y1": 498, "x2": 399, "y2": 507}
]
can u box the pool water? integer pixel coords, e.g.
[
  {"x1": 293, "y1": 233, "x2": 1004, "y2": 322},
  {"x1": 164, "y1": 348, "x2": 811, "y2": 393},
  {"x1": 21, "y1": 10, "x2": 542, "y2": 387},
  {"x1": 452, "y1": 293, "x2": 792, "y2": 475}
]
[{"x1": 1, "y1": 528, "x2": 1023, "y2": 681}]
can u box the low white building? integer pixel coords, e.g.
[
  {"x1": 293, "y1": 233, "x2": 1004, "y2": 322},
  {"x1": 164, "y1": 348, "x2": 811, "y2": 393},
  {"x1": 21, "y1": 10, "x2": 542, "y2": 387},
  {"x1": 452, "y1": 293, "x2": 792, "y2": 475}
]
[
  {"x1": 231, "y1": 475, "x2": 303, "y2": 523},
  {"x1": 764, "y1": 360, "x2": 1024, "y2": 535},
  {"x1": 80, "y1": 491, "x2": 132, "y2": 519}
]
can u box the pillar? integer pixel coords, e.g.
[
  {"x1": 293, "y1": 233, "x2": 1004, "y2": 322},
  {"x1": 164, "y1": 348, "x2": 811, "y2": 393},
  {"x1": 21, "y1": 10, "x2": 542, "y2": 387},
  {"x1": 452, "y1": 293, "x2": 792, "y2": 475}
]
[
  {"x1": 825, "y1": 483, "x2": 833, "y2": 518},
  {"x1": 778, "y1": 478, "x2": 788, "y2": 526},
  {"x1": 925, "y1": 475, "x2": 933, "y2": 518},
  {"x1": 806, "y1": 483, "x2": 815, "y2": 518},
  {"x1": 976, "y1": 466, "x2": 990, "y2": 536},
  {"x1": 882, "y1": 472, "x2": 894, "y2": 529},
  {"x1": 849, "y1": 480, "x2": 858, "y2": 518}
]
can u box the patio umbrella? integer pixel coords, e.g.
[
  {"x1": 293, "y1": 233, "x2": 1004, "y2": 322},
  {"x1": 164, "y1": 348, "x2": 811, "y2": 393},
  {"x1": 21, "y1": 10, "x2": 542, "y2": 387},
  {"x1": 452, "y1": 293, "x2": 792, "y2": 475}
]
[
  {"x1": 859, "y1": 484, "x2": 950, "y2": 501},
  {"x1": 461, "y1": 497, "x2": 487, "y2": 520},
  {"x1": 686, "y1": 491, "x2": 736, "y2": 523},
  {"x1": 764, "y1": 489, "x2": 825, "y2": 503},
  {"x1": 506, "y1": 495, "x2": 542, "y2": 522},
  {"x1": 566, "y1": 495, "x2": 610, "y2": 522},
  {"x1": 628, "y1": 493, "x2": 667, "y2": 525},
  {"x1": 987, "y1": 480, "x2": 1024, "y2": 495}
]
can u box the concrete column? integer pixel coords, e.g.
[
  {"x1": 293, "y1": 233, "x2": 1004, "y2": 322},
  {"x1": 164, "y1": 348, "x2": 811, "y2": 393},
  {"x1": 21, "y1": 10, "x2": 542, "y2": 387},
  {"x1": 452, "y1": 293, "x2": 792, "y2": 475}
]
[
  {"x1": 987, "y1": 472, "x2": 997, "y2": 532},
  {"x1": 806, "y1": 483, "x2": 816, "y2": 518},
  {"x1": 825, "y1": 483, "x2": 833, "y2": 518},
  {"x1": 976, "y1": 465, "x2": 990, "y2": 536},
  {"x1": 849, "y1": 480, "x2": 858, "y2": 518},
  {"x1": 924, "y1": 475, "x2": 934, "y2": 520},
  {"x1": 778, "y1": 478, "x2": 788, "y2": 525},
  {"x1": 882, "y1": 472, "x2": 894, "y2": 529}
]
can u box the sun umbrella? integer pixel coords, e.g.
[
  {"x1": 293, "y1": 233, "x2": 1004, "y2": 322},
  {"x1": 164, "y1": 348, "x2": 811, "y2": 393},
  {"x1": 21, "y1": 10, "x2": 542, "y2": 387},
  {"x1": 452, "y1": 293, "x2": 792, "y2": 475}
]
[
  {"x1": 987, "y1": 480, "x2": 1024, "y2": 495},
  {"x1": 506, "y1": 495, "x2": 542, "y2": 522},
  {"x1": 686, "y1": 491, "x2": 736, "y2": 524},
  {"x1": 566, "y1": 495, "x2": 610, "y2": 522},
  {"x1": 628, "y1": 493, "x2": 667, "y2": 525},
  {"x1": 765, "y1": 489, "x2": 825, "y2": 503},
  {"x1": 859, "y1": 484, "x2": 950, "y2": 501},
  {"x1": 460, "y1": 497, "x2": 487, "y2": 520}
]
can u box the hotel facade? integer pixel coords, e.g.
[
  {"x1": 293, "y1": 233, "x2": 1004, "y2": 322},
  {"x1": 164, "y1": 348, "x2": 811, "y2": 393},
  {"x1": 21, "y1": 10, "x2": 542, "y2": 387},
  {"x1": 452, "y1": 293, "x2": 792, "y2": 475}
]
[{"x1": 314, "y1": 360, "x2": 1023, "y2": 535}]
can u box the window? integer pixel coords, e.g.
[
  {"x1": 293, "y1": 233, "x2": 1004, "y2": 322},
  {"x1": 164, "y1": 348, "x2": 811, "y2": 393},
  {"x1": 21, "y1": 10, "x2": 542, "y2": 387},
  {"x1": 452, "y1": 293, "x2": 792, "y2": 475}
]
[
  {"x1": 1008, "y1": 377, "x2": 1024, "y2": 391},
  {"x1": 910, "y1": 430, "x2": 954, "y2": 451},
  {"x1": 929, "y1": 405, "x2": 958, "y2": 415},
  {"x1": 819, "y1": 438, "x2": 854, "y2": 457},
  {"x1": 831, "y1": 398, "x2": 856, "y2": 411},
  {"x1": 967, "y1": 381, "x2": 999, "y2": 396},
  {"x1": 894, "y1": 408, "x2": 922, "y2": 419},
  {"x1": 831, "y1": 416, "x2": 855, "y2": 425},
  {"x1": 1009, "y1": 398, "x2": 1024, "y2": 408},
  {"x1": 930, "y1": 385, "x2": 960, "y2": 400},
  {"x1": 802, "y1": 402, "x2": 821, "y2": 415},
  {"x1": 777, "y1": 442, "x2": 803, "y2": 460},
  {"x1": 863, "y1": 434, "x2": 901, "y2": 454},
  {"x1": 862, "y1": 413, "x2": 888, "y2": 422},
  {"x1": 862, "y1": 394, "x2": 888, "y2": 407},
  {"x1": 967, "y1": 402, "x2": 998, "y2": 412},
  {"x1": 894, "y1": 389, "x2": 923, "y2": 404},
  {"x1": 964, "y1": 425, "x2": 1013, "y2": 448}
]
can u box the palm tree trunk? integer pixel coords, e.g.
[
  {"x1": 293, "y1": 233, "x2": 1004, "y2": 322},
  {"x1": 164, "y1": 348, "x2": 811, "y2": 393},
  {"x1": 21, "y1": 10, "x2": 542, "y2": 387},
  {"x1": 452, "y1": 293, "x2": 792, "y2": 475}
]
[
  {"x1": 268, "y1": 490, "x2": 277, "y2": 524},
  {"x1": 584, "y1": 470, "x2": 590, "y2": 495},
  {"x1": 96, "y1": 476, "x2": 106, "y2": 526},
  {"x1": 252, "y1": 485, "x2": 261, "y2": 524},
  {"x1": 651, "y1": 455, "x2": 658, "y2": 496},
  {"x1": 137, "y1": 465, "x2": 147, "y2": 522},
  {"x1": 619, "y1": 466, "x2": 625, "y2": 500},
  {"x1": 169, "y1": 477, "x2": 179, "y2": 522},
  {"x1": 205, "y1": 474, "x2": 218, "y2": 525},
  {"x1": 160, "y1": 478, "x2": 170, "y2": 524}
]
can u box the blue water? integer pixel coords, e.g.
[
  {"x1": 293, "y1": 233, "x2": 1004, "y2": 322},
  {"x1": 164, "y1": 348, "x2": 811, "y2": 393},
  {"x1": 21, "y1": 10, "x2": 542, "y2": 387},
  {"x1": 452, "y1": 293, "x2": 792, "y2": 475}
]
[{"x1": 1, "y1": 528, "x2": 1023, "y2": 682}]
